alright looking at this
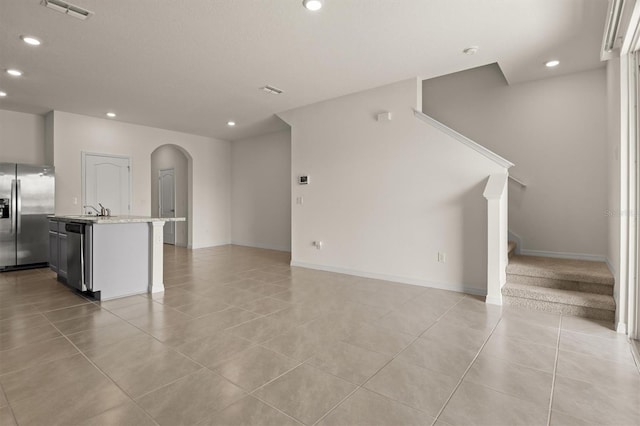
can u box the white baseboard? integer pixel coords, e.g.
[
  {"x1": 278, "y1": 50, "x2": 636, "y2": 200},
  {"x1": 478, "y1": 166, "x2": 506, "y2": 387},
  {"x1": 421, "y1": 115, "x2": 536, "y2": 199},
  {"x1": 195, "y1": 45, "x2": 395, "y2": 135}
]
[
  {"x1": 290, "y1": 260, "x2": 486, "y2": 296},
  {"x1": 231, "y1": 241, "x2": 291, "y2": 253},
  {"x1": 519, "y1": 249, "x2": 607, "y2": 263},
  {"x1": 485, "y1": 295, "x2": 503, "y2": 306},
  {"x1": 617, "y1": 321, "x2": 628, "y2": 334},
  {"x1": 630, "y1": 339, "x2": 640, "y2": 367},
  {"x1": 605, "y1": 257, "x2": 618, "y2": 278},
  {"x1": 189, "y1": 241, "x2": 231, "y2": 250},
  {"x1": 507, "y1": 231, "x2": 523, "y2": 255}
]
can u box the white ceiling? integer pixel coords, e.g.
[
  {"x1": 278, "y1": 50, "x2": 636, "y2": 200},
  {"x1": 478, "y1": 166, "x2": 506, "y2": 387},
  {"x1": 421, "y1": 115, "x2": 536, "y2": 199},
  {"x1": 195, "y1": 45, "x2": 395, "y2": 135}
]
[{"x1": 0, "y1": 0, "x2": 607, "y2": 141}]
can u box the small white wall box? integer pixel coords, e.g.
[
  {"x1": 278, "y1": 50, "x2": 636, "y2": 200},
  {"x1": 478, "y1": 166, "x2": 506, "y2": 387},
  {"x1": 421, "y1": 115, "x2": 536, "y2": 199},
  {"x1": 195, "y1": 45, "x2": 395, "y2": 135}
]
[
  {"x1": 376, "y1": 112, "x2": 392, "y2": 121},
  {"x1": 298, "y1": 175, "x2": 309, "y2": 185}
]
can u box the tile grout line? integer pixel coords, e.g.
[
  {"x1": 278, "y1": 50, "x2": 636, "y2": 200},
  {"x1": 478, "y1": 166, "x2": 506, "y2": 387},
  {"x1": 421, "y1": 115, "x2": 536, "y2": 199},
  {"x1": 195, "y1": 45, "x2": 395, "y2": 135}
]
[
  {"x1": 431, "y1": 311, "x2": 504, "y2": 425},
  {"x1": 360, "y1": 295, "x2": 468, "y2": 390},
  {"x1": 11, "y1": 256, "x2": 607, "y2": 426},
  {"x1": 41, "y1": 315, "x2": 161, "y2": 426},
  {"x1": 220, "y1": 392, "x2": 305, "y2": 426},
  {"x1": 0, "y1": 381, "x2": 19, "y2": 426},
  {"x1": 98, "y1": 296, "x2": 308, "y2": 424},
  {"x1": 311, "y1": 384, "x2": 360, "y2": 426},
  {"x1": 242, "y1": 361, "x2": 309, "y2": 425},
  {"x1": 312, "y1": 295, "x2": 471, "y2": 426},
  {"x1": 0, "y1": 335, "x2": 75, "y2": 376},
  {"x1": 546, "y1": 315, "x2": 563, "y2": 426},
  {"x1": 244, "y1": 295, "x2": 444, "y2": 426}
]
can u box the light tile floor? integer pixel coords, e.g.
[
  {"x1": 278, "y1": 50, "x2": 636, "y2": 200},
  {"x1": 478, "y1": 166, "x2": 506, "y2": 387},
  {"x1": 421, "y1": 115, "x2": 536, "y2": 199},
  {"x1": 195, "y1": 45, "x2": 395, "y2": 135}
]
[{"x1": 0, "y1": 245, "x2": 639, "y2": 426}]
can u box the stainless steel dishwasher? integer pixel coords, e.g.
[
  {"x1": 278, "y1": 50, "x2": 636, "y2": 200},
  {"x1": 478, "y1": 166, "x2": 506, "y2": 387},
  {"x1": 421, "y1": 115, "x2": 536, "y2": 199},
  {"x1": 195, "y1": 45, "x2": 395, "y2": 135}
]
[
  {"x1": 65, "y1": 222, "x2": 86, "y2": 292},
  {"x1": 65, "y1": 222, "x2": 94, "y2": 295}
]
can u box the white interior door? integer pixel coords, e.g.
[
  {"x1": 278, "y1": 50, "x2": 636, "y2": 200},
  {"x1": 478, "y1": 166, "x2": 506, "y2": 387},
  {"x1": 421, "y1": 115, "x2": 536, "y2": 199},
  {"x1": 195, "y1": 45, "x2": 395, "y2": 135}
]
[
  {"x1": 83, "y1": 153, "x2": 131, "y2": 216},
  {"x1": 159, "y1": 169, "x2": 175, "y2": 245}
]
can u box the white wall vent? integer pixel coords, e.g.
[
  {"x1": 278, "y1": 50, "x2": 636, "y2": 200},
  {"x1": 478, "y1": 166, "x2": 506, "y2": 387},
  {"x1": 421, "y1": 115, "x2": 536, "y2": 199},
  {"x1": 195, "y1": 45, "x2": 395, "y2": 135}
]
[
  {"x1": 260, "y1": 85, "x2": 283, "y2": 95},
  {"x1": 42, "y1": 0, "x2": 94, "y2": 20}
]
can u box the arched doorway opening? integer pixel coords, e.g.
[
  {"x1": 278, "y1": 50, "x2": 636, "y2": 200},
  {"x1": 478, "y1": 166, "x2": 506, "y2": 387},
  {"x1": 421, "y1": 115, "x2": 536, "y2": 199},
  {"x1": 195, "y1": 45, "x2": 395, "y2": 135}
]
[{"x1": 150, "y1": 145, "x2": 191, "y2": 247}]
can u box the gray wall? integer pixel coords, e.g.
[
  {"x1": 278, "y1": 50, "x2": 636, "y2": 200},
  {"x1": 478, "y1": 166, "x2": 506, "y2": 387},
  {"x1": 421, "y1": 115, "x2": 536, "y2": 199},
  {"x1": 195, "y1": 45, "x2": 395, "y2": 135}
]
[
  {"x1": 0, "y1": 110, "x2": 46, "y2": 165},
  {"x1": 279, "y1": 78, "x2": 506, "y2": 294},
  {"x1": 231, "y1": 129, "x2": 291, "y2": 252},
  {"x1": 423, "y1": 64, "x2": 608, "y2": 258}
]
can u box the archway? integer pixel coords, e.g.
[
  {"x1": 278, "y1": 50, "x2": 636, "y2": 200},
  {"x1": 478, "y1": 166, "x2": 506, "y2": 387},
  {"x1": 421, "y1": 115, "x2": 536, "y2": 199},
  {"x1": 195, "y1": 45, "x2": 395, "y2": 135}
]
[{"x1": 150, "y1": 144, "x2": 191, "y2": 247}]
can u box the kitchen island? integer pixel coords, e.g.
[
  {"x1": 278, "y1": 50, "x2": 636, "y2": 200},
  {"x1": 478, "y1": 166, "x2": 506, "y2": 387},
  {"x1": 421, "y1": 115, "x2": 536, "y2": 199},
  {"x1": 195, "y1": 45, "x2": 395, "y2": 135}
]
[{"x1": 49, "y1": 215, "x2": 185, "y2": 300}]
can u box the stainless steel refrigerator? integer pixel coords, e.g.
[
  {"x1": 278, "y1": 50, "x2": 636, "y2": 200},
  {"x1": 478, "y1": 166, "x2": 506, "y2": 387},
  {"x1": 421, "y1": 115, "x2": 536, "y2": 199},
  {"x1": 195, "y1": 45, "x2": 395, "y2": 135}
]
[{"x1": 0, "y1": 163, "x2": 55, "y2": 270}]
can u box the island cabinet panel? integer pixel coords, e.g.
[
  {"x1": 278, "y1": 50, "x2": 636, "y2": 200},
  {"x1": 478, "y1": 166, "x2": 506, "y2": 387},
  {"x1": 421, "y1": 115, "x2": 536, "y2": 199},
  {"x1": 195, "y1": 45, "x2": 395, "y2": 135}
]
[
  {"x1": 58, "y1": 232, "x2": 68, "y2": 280},
  {"x1": 49, "y1": 229, "x2": 58, "y2": 273},
  {"x1": 48, "y1": 220, "x2": 68, "y2": 282},
  {"x1": 91, "y1": 223, "x2": 149, "y2": 299}
]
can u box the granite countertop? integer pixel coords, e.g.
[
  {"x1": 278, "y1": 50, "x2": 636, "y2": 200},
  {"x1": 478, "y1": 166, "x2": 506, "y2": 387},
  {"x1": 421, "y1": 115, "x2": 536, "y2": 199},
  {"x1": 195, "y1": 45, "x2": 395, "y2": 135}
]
[{"x1": 49, "y1": 215, "x2": 186, "y2": 224}]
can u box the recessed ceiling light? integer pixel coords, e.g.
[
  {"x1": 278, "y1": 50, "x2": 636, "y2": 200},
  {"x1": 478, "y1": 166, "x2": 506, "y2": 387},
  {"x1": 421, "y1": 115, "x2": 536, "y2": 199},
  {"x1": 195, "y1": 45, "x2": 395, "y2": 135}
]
[
  {"x1": 21, "y1": 36, "x2": 41, "y2": 46},
  {"x1": 0, "y1": 91, "x2": 6, "y2": 97},
  {"x1": 463, "y1": 46, "x2": 479, "y2": 55},
  {"x1": 227, "y1": 121, "x2": 236, "y2": 127},
  {"x1": 106, "y1": 112, "x2": 116, "y2": 118},
  {"x1": 303, "y1": 0, "x2": 322, "y2": 11},
  {"x1": 545, "y1": 60, "x2": 560, "y2": 68},
  {"x1": 6, "y1": 69, "x2": 23, "y2": 77}
]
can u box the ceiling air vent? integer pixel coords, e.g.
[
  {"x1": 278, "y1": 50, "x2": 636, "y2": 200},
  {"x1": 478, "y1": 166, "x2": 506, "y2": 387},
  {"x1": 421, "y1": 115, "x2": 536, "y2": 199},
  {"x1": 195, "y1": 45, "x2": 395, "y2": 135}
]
[
  {"x1": 42, "y1": 0, "x2": 94, "y2": 20},
  {"x1": 260, "y1": 85, "x2": 283, "y2": 95}
]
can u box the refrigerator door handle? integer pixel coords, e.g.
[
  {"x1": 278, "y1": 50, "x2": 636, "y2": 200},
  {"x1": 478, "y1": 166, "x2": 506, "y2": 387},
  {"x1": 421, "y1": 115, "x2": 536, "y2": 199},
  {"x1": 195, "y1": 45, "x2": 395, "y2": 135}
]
[
  {"x1": 16, "y1": 180, "x2": 21, "y2": 234},
  {"x1": 10, "y1": 179, "x2": 16, "y2": 234}
]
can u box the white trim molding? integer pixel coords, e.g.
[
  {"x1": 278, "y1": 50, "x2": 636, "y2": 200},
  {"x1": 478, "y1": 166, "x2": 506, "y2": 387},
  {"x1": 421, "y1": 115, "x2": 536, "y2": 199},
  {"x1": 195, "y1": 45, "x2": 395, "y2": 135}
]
[
  {"x1": 148, "y1": 221, "x2": 165, "y2": 294},
  {"x1": 606, "y1": 257, "x2": 618, "y2": 279},
  {"x1": 621, "y1": 0, "x2": 640, "y2": 54},
  {"x1": 508, "y1": 230, "x2": 523, "y2": 255},
  {"x1": 484, "y1": 173, "x2": 509, "y2": 306},
  {"x1": 508, "y1": 175, "x2": 527, "y2": 188},
  {"x1": 413, "y1": 109, "x2": 514, "y2": 169},
  {"x1": 189, "y1": 240, "x2": 231, "y2": 250},
  {"x1": 289, "y1": 260, "x2": 487, "y2": 297},
  {"x1": 518, "y1": 249, "x2": 608, "y2": 263},
  {"x1": 231, "y1": 241, "x2": 292, "y2": 253}
]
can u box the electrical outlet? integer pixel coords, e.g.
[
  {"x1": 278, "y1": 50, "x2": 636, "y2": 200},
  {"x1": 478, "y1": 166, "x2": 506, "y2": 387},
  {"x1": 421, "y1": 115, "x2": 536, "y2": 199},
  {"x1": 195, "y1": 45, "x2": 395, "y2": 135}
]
[
  {"x1": 73, "y1": 197, "x2": 78, "y2": 205},
  {"x1": 438, "y1": 252, "x2": 446, "y2": 263},
  {"x1": 313, "y1": 241, "x2": 323, "y2": 250},
  {"x1": 296, "y1": 196, "x2": 304, "y2": 205}
]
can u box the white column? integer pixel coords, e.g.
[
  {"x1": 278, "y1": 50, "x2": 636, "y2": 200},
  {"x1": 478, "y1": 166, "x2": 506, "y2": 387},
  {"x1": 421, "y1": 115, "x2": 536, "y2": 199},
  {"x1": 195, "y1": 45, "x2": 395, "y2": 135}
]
[
  {"x1": 149, "y1": 220, "x2": 165, "y2": 293},
  {"x1": 483, "y1": 173, "x2": 509, "y2": 306}
]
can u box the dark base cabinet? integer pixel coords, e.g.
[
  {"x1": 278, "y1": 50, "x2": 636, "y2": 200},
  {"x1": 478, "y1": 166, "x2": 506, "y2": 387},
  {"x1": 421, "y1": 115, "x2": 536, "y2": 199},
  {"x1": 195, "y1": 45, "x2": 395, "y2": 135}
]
[{"x1": 48, "y1": 220, "x2": 67, "y2": 283}]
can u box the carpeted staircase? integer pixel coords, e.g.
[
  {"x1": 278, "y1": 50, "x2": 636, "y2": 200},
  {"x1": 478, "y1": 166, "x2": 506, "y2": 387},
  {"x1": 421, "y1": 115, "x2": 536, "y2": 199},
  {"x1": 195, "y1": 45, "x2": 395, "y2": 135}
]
[{"x1": 502, "y1": 243, "x2": 615, "y2": 321}]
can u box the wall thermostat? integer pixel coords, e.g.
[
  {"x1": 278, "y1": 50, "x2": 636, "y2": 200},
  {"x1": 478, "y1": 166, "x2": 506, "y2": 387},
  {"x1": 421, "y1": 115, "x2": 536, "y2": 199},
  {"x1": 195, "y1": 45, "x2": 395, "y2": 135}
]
[{"x1": 298, "y1": 175, "x2": 309, "y2": 185}]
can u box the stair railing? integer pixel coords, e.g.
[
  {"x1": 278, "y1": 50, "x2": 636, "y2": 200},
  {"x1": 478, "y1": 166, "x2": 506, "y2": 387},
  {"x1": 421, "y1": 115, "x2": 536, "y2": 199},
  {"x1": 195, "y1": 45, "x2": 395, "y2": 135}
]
[{"x1": 413, "y1": 109, "x2": 513, "y2": 305}]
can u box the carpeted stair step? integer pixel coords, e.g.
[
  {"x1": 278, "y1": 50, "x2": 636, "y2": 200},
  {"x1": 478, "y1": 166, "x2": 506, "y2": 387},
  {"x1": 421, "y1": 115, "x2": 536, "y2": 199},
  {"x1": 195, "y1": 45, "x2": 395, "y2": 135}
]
[
  {"x1": 507, "y1": 255, "x2": 613, "y2": 285},
  {"x1": 502, "y1": 282, "x2": 615, "y2": 321},
  {"x1": 507, "y1": 274, "x2": 613, "y2": 295}
]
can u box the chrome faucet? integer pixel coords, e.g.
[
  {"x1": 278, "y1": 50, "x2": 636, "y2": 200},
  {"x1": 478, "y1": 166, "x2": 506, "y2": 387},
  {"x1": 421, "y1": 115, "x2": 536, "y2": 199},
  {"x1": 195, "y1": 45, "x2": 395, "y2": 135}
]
[
  {"x1": 98, "y1": 203, "x2": 111, "y2": 217},
  {"x1": 83, "y1": 204, "x2": 100, "y2": 215}
]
